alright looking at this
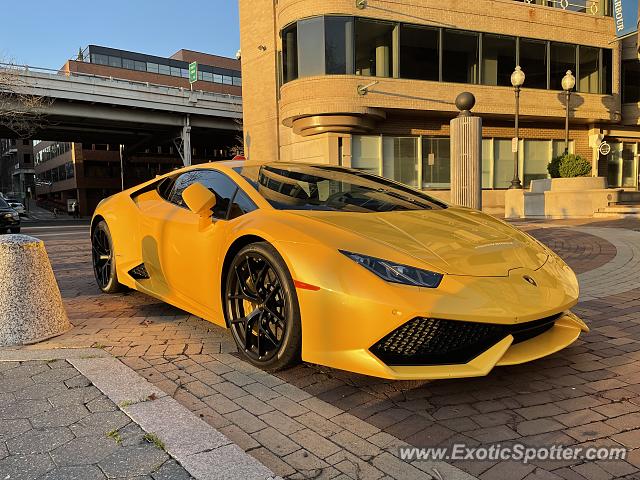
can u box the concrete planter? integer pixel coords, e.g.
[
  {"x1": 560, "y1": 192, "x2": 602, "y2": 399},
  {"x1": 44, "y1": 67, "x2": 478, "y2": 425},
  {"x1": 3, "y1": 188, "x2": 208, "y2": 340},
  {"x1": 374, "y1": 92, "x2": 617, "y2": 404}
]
[
  {"x1": 506, "y1": 177, "x2": 622, "y2": 219},
  {"x1": 0, "y1": 235, "x2": 71, "y2": 345}
]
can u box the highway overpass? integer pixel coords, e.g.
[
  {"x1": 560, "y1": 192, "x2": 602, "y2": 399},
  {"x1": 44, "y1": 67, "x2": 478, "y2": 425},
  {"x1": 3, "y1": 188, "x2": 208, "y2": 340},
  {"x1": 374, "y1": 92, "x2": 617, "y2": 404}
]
[{"x1": 0, "y1": 64, "x2": 243, "y2": 165}]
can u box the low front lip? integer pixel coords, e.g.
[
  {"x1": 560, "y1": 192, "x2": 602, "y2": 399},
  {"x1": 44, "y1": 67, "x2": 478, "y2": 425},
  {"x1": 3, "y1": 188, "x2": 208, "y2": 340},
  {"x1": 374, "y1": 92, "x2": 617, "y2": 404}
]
[{"x1": 365, "y1": 311, "x2": 587, "y2": 380}]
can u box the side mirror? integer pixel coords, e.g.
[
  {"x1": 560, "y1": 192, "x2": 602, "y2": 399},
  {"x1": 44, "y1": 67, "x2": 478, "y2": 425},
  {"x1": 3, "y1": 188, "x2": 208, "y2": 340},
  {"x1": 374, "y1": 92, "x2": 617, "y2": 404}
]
[{"x1": 182, "y1": 182, "x2": 216, "y2": 217}]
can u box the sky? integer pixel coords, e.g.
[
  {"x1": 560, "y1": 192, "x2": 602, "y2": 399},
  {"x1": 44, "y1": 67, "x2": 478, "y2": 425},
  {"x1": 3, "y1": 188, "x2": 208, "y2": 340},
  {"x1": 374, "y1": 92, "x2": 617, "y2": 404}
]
[{"x1": 0, "y1": 0, "x2": 240, "y2": 69}]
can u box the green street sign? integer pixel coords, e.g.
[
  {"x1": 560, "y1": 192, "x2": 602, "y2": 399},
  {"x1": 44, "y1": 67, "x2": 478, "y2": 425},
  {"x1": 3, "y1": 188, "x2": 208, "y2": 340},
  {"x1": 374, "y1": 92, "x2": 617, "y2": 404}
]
[{"x1": 189, "y1": 62, "x2": 198, "y2": 84}]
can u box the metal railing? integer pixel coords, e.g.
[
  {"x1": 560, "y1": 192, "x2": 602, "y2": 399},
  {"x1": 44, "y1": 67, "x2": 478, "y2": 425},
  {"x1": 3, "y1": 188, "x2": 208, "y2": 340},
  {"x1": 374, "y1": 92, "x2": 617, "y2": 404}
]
[
  {"x1": 0, "y1": 62, "x2": 243, "y2": 108},
  {"x1": 516, "y1": 0, "x2": 611, "y2": 16}
]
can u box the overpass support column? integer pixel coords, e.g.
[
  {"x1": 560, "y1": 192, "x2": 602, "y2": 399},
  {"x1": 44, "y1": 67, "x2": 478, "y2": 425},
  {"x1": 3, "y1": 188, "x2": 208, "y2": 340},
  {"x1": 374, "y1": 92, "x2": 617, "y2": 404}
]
[{"x1": 183, "y1": 115, "x2": 192, "y2": 166}]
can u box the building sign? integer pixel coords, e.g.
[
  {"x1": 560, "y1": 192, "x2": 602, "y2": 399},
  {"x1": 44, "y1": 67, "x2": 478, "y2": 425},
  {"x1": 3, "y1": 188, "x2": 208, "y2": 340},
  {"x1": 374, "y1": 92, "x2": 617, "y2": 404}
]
[
  {"x1": 189, "y1": 62, "x2": 198, "y2": 84},
  {"x1": 614, "y1": 0, "x2": 638, "y2": 38}
]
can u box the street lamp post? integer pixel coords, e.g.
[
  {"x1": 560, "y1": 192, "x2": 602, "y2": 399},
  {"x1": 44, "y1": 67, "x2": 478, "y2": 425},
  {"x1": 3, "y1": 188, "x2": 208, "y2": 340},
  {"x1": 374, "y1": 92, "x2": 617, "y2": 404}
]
[
  {"x1": 562, "y1": 70, "x2": 576, "y2": 154},
  {"x1": 510, "y1": 66, "x2": 525, "y2": 189}
]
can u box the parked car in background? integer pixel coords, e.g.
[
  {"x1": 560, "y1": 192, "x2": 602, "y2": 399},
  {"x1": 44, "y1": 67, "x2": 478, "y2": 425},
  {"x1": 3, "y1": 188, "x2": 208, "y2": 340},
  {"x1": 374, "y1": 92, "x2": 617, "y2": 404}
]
[
  {"x1": 0, "y1": 197, "x2": 20, "y2": 233},
  {"x1": 7, "y1": 201, "x2": 26, "y2": 216}
]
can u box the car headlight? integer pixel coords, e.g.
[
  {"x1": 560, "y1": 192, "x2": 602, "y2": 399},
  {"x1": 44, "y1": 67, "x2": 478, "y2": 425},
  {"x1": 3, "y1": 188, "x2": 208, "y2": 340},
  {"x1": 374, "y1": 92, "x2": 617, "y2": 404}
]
[
  {"x1": 12, "y1": 212, "x2": 19, "y2": 220},
  {"x1": 340, "y1": 250, "x2": 443, "y2": 288},
  {"x1": 3, "y1": 212, "x2": 13, "y2": 219}
]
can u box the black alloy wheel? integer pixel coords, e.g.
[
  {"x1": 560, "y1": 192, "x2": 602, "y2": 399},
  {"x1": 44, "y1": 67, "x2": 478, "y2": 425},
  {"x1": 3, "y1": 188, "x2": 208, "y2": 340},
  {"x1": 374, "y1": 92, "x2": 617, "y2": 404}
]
[
  {"x1": 91, "y1": 221, "x2": 124, "y2": 294},
  {"x1": 225, "y1": 242, "x2": 301, "y2": 371}
]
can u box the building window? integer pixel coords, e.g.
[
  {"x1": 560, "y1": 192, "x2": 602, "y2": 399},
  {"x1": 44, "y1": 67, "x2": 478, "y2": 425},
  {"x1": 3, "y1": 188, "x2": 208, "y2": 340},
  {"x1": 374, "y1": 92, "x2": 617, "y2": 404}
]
[
  {"x1": 523, "y1": 140, "x2": 551, "y2": 186},
  {"x1": 146, "y1": 62, "x2": 159, "y2": 74},
  {"x1": 578, "y1": 46, "x2": 599, "y2": 93},
  {"x1": 203, "y1": 71, "x2": 213, "y2": 82},
  {"x1": 622, "y1": 60, "x2": 640, "y2": 103},
  {"x1": 325, "y1": 16, "x2": 354, "y2": 75},
  {"x1": 122, "y1": 58, "x2": 135, "y2": 70},
  {"x1": 223, "y1": 76, "x2": 233, "y2": 85},
  {"x1": 297, "y1": 17, "x2": 326, "y2": 77},
  {"x1": 492, "y1": 139, "x2": 514, "y2": 189},
  {"x1": 214, "y1": 74, "x2": 223, "y2": 83},
  {"x1": 158, "y1": 64, "x2": 171, "y2": 76},
  {"x1": 283, "y1": 23, "x2": 298, "y2": 82},
  {"x1": 400, "y1": 24, "x2": 439, "y2": 81},
  {"x1": 134, "y1": 61, "x2": 146, "y2": 72},
  {"x1": 355, "y1": 18, "x2": 394, "y2": 77},
  {"x1": 602, "y1": 49, "x2": 613, "y2": 95},
  {"x1": 170, "y1": 66, "x2": 181, "y2": 77},
  {"x1": 383, "y1": 137, "x2": 419, "y2": 187},
  {"x1": 482, "y1": 139, "x2": 492, "y2": 188},
  {"x1": 108, "y1": 56, "x2": 122, "y2": 68},
  {"x1": 519, "y1": 39, "x2": 548, "y2": 89},
  {"x1": 233, "y1": 76, "x2": 242, "y2": 86},
  {"x1": 280, "y1": 15, "x2": 612, "y2": 95},
  {"x1": 442, "y1": 30, "x2": 479, "y2": 84},
  {"x1": 421, "y1": 138, "x2": 450, "y2": 188},
  {"x1": 607, "y1": 142, "x2": 638, "y2": 188},
  {"x1": 351, "y1": 135, "x2": 381, "y2": 174},
  {"x1": 91, "y1": 54, "x2": 109, "y2": 65},
  {"x1": 550, "y1": 42, "x2": 576, "y2": 90},
  {"x1": 481, "y1": 34, "x2": 516, "y2": 86}
]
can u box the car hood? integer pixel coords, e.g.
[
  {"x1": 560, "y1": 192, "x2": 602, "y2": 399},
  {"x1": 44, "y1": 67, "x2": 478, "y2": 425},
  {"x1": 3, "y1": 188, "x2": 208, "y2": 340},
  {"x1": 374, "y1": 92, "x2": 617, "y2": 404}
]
[{"x1": 291, "y1": 207, "x2": 548, "y2": 277}]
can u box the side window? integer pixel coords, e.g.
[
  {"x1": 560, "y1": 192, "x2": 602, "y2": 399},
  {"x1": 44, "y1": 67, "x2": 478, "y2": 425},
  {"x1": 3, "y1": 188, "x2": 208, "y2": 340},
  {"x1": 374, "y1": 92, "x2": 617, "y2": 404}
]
[
  {"x1": 228, "y1": 188, "x2": 257, "y2": 219},
  {"x1": 196, "y1": 170, "x2": 240, "y2": 219},
  {"x1": 166, "y1": 169, "x2": 256, "y2": 219},
  {"x1": 157, "y1": 177, "x2": 176, "y2": 200},
  {"x1": 167, "y1": 171, "x2": 199, "y2": 207}
]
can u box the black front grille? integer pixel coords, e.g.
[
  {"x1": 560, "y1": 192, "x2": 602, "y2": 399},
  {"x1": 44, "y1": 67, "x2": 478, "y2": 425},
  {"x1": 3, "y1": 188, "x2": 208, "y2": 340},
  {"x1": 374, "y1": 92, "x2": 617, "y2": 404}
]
[{"x1": 370, "y1": 313, "x2": 561, "y2": 366}]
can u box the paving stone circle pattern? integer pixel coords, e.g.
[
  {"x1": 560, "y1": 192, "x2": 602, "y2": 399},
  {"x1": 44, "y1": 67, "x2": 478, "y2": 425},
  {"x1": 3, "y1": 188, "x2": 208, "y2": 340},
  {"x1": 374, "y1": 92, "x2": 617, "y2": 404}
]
[{"x1": 11, "y1": 218, "x2": 640, "y2": 479}]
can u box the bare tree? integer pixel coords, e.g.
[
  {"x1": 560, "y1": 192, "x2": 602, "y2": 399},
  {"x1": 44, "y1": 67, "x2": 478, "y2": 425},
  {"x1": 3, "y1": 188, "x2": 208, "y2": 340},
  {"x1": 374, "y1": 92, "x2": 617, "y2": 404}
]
[{"x1": 0, "y1": 61, "x2": 51, "y2": 138}]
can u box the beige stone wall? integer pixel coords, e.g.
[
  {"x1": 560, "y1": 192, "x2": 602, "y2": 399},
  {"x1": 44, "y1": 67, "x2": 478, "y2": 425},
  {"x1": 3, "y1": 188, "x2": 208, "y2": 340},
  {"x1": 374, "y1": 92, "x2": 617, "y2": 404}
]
[
  {"x1": 279, "y1": 76, "x2": 619, "y2": 127},
  {"x1": 240, "y1": 0, "x2": 623, "y2": 177},
  {"x1": 239, "y1": 0, "x2": 280, "y2": 162}
]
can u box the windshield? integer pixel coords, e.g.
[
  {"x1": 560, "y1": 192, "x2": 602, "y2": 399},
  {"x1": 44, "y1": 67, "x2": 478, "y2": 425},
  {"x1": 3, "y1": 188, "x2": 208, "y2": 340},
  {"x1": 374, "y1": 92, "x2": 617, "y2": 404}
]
[
  {"x1": 234, "y1": 164, "x2": 447, "y2": 213},
  {"x1": 0, "y1": 198, "x2": 9, "y2": 209}
]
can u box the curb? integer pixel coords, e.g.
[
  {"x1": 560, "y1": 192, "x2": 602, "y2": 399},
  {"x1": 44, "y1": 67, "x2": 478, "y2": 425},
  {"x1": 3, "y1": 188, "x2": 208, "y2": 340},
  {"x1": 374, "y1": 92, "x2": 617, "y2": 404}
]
[{"x1": 0, "y1": 347, "x2": 280, "y2": 480}]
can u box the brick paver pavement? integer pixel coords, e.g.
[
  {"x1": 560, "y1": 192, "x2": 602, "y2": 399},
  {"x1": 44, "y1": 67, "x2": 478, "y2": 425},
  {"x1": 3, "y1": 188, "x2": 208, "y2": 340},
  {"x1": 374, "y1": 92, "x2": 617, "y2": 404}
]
[
  {"x1": 0, "y1": 359, "x2": 192, "y2": 480},
  {"x1": 30, "y1": 218, "x2": 640, "y2": 479}
]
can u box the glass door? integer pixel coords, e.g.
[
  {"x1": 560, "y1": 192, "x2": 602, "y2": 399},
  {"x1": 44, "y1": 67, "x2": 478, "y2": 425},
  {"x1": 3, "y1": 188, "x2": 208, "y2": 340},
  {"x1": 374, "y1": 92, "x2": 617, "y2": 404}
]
[{"x1": 608, "y1": 142, "x2": 638, "y2": 189}]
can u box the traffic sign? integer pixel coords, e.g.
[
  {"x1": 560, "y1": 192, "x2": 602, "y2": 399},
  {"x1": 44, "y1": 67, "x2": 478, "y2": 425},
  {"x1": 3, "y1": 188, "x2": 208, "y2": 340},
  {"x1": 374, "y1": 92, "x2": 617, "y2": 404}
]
[{"x1": 189, "y1": 62, "x2": 198, "y2": 84}]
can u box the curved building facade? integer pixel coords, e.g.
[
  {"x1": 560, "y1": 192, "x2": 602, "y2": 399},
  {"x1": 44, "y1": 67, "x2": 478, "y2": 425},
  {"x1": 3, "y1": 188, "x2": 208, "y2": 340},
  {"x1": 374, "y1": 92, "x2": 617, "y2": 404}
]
[{"x1": 240, "y1": 0, "x2": 640, "y2": 212}]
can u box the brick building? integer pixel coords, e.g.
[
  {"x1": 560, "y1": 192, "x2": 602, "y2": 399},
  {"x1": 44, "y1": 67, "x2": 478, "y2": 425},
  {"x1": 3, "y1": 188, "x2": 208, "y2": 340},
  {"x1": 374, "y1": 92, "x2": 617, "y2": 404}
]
[
  {"x1": 0, "y1": 138, "x2": 35, "y2": 203},
  {"x1": 239, "y1": 0, "x2": 640, "y2": 212},
  {"x1": 35, "y1": 46, "x2": 242, "y2": 216}
]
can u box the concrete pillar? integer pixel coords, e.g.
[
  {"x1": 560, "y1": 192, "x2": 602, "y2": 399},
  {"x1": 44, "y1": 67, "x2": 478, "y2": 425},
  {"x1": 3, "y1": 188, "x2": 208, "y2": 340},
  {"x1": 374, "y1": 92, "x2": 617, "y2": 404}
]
[
  {"x1": 450, "y1": 92, "x2": 482, "y2": 210},
  {"x1": 182, "y1": 115, "x2": 192, "y2": 167},
  {"x1": 0, "y1": 235, "x2": 71, "y2": 345}
]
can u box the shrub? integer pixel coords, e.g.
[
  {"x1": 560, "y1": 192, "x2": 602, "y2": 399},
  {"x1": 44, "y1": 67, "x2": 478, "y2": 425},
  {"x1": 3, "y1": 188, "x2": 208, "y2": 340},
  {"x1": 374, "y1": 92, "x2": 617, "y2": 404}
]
[
  {"x1": 558, "y1": 154, "x2": 592, "y2": 178},
  {"x1": 547, "y1": 155, "x2": 562, "y2": 178},
  {"x1": 547, "y1": 153, "x2": 592, "y2": 178}
]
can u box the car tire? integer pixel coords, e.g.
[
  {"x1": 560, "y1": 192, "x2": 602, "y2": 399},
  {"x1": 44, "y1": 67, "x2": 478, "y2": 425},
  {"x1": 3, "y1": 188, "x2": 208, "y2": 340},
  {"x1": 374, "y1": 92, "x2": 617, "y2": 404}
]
[
  {"x1": 225, "y1": 242, "x2": 302, "y2": 372},
  {"x1": 9, "y1": 228, "x2": 20, "y2": 234},
  {"x1": 91, "y1": 220, "x2": 125, "y2": 294}
]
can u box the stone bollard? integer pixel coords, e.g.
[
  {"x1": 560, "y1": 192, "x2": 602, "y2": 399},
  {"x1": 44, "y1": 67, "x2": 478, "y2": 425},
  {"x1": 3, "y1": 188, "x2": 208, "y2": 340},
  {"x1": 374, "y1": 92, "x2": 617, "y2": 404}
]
[{"x1": 0, "y1": 235, "x2": 71, "y2": 345}]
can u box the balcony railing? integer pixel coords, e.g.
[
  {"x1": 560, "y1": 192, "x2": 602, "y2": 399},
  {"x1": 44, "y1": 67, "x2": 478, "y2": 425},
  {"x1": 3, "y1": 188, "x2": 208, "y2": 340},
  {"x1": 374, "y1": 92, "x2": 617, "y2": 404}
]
[{"x1": 516, "y1": 0, "x2": 611, "y2": 16}]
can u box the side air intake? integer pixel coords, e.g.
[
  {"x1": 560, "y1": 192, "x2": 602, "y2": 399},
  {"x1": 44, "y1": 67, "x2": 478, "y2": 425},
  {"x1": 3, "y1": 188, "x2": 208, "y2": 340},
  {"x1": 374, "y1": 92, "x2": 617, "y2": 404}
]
[{"x1": 128, "y1": 263, "x2": 150, "y2": 280}]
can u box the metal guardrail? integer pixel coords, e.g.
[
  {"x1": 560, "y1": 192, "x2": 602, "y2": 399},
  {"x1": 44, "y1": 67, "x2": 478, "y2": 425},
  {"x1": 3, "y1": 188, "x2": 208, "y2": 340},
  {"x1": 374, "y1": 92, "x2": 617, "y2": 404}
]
[
  {"x1": 519, "y1": 0, "x2": 610, "y2": 16},
  {"x1": 0, "y1": 62, "x2": 243, "y2": 107}
]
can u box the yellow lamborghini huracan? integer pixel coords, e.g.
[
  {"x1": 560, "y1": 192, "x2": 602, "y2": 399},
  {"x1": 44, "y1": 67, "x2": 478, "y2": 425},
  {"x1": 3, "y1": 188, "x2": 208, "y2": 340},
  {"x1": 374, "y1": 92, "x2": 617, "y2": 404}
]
[{"x1": 91, "y1": 161, "x2": 588, "y2": 380}]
